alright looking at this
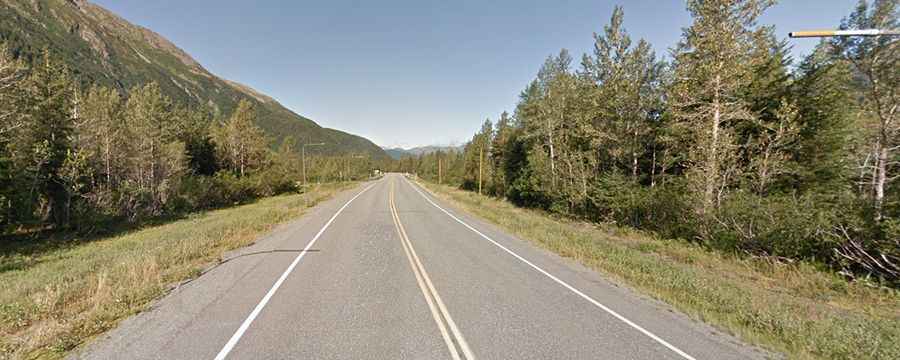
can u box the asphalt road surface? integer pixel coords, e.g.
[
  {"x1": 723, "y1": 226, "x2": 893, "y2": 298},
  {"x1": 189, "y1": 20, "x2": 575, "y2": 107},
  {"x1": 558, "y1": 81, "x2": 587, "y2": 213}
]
[{"x1": 73, "y1": 173, "x2": 770, "y2": 360}]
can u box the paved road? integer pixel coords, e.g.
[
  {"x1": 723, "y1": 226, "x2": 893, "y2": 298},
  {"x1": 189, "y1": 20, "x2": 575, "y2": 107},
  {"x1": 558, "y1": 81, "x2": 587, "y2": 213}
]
[{"x1": 73, "y1": 174, "x2": 770, "y2": 360}]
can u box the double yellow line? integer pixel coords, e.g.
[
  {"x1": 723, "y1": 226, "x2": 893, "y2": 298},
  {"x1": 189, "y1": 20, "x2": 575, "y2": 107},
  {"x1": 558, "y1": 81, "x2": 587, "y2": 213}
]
[{"x1": 389, "y1": 178, "x2": 475, "y2": 360}]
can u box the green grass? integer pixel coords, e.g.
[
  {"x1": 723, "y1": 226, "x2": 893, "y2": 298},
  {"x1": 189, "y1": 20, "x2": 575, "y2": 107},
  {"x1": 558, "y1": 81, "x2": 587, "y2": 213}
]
[
  {"x1": 419, "y1": 181, "x2": 900, "y2": 360},
  {"x1": 0, "y1": 182, "x2": 354, "y2": 360}
]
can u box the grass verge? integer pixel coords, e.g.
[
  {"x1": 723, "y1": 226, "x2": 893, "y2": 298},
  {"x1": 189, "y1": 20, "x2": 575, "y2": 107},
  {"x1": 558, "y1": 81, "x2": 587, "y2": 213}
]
[
  {"x1": 419, "y1": 181, "x2": 900, "y2": 360},
  {"x1": 0, "y1": 182, "x2": 354, "y2": 360}
]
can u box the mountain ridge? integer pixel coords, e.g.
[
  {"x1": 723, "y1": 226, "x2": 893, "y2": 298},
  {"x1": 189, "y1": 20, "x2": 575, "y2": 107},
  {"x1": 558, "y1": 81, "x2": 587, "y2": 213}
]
[
  {"x1": 0, "y1": 0, "x2": 389, "y2": 160},
  {"x1": 383, "y1": 144, "x2": 465, "y2": 160}
]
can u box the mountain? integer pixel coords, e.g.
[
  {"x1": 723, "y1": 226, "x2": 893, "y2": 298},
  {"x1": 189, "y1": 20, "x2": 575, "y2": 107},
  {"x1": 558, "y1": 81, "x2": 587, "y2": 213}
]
[
  {"x1": 384, "y1": 145, "x2": 465, "y2": 160},
  {"x1": 384, "y1": 148, "x2": 412, "y2": 160},
  {"x1": 0, "y1": 0, "x2": 389, "y2": 160}
]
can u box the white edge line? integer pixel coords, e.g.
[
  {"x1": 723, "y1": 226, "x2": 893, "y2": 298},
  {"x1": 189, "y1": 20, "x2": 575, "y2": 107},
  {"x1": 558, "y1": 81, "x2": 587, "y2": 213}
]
[
  {"x1": 401, "y1": 177, "x2": 697, "y2": 360},
  {"x1": 214, "y1": 182, "x2": 378, "y2": 360}
]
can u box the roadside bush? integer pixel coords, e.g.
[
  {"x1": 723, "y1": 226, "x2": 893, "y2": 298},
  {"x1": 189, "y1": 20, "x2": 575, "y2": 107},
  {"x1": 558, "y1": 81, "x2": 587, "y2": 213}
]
[
  {"x1": 215, "y1": 172, "x2": 257, "y2": 204},
  {"x1": 252, "y1": 167, "x2": 299, "y2": 197},
  {"x1": 506, "y1": 167, "x2": 551, "y2": 210},
  {"x1": 113, "y1": 181, "x2": 157, "y2": 221},
  {"x1": 173, "y1": 171, "x2": 298, "y2": 214},
  {"x1": 174, "y1": 176, "x2": 228, "y2": 210},
  {"x1": 586, "y1": 175, "x2": 696, "y2": 240},
  {"x1": 581, "y1": 176, "x2": 899, "y2": 283},
  {"x1": 588, "y1": 173, "x2": 650, "y2": 225},
  {"x1": 710, "y1": 193, "x2": 842, "y2": 260},
  {"x1": 641, "y1": 180, "x2": 698, "y2": 240}
]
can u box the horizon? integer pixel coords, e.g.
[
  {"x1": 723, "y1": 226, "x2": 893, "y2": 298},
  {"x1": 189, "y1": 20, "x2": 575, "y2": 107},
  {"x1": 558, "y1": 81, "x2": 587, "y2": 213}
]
[{"x1": 93, "y1": 0, "x2": 858, "y2": 149}]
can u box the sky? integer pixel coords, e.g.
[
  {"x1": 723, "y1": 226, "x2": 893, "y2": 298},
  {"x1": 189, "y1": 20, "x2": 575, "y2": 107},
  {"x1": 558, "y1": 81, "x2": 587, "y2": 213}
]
[{"x1": 93, "y1": 0, "x2": 859, "y2": 149}]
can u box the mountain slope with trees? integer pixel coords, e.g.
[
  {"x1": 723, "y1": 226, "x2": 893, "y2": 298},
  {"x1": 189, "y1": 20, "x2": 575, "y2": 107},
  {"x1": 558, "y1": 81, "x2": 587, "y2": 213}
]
[
  {"x1": 0, "y1": 0, "x2": 387, "y2": 232},
  {"x1": 0, "y1": 0, "x2": 389, "y2": 160}
]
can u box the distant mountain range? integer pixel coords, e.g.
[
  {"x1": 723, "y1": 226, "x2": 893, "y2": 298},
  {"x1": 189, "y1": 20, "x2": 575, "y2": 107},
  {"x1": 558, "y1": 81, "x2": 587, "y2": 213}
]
[
  {"x1": 0, "y1": 0, "x2": 389, "y2": 160},
  {"x1": 383, "y1": 145, "x2": 465, "y2": 160}
]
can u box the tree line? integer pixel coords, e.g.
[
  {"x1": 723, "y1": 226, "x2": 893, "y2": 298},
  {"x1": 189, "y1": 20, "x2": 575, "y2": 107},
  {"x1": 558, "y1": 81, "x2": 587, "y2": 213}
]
[
  {"x1": 0, "y1": 46, "x2": 373, "y2": 233},
  {"x1": 404, "y1": 0, "x2": 899, "y2": 284}
]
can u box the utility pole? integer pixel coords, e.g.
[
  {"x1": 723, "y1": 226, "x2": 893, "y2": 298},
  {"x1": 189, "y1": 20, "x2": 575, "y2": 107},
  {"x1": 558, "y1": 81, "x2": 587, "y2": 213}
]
[
  {"x1": 301, "y1": 142, "x2": 325, "y2": 185},
  {"x1": 346, "y1": 154, "x2": 365, "y2": 181},
  {"x1": 478, "y1": 145, "x2": 483, "y2": 195}
]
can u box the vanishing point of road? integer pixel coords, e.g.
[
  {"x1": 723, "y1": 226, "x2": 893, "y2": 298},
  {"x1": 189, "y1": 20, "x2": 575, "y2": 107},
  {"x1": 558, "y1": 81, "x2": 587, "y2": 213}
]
[{"x1": 73, "y1": 174, "x2": 769, "y2": 360}]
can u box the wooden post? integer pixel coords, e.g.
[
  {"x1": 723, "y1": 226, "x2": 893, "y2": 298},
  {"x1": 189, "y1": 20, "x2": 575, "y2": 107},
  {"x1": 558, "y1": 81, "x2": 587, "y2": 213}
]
[
  {"x1": 478, "y1": 145, "x2": 483, "y2": 195},
  {"x1": 301, "y1": 142, "x2": 325, "y2": 186}
]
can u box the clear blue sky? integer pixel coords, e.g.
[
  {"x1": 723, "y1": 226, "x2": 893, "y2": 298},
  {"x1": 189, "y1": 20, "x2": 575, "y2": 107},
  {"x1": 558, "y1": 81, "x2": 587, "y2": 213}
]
[{"x1": 93, "y1": 0, "x2": 857, "y2": 148}]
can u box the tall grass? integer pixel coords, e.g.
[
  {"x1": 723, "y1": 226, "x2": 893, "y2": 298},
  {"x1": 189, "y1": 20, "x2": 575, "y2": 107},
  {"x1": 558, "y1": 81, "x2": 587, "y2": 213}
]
[
  {"x1": 420, "y1": 181, "x2": 900, "y2": 360},
  {"x1": 0, "y1": 183, "x2": 352, "y2": 359}
]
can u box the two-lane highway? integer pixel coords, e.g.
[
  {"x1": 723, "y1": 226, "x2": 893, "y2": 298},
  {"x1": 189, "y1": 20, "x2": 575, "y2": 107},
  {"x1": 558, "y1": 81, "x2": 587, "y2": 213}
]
[{"x1": 74, "y1": 174, "x2": 768, "y2": 359}]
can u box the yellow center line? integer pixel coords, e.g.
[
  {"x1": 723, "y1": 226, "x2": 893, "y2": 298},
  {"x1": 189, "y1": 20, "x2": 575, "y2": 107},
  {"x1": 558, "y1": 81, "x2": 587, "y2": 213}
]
[{"x1": 390, "y1": 178, "x2": 475, "y2": 360}]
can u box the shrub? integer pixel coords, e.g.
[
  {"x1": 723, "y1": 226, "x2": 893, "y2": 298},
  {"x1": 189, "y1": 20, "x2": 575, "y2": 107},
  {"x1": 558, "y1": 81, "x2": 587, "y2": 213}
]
[
  {"x1": 251, "y1": 167, "x2": 299, "y2": 197},
  {"x1": 709, "y1": 193, "x2": 841, "y2": 260},
  {"x1": 587, "y1": 175, "x2": 696, "y2": 240},
  {"x1": 174, "y1": 171, "x2": 297, "y2": 214}
]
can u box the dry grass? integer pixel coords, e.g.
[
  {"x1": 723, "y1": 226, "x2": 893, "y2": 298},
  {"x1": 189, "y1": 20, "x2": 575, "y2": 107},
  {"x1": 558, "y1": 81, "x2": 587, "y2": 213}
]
[
  {"x1": 0, "y1": 183, "x2": 353, "y2": 360},
  {"x1": 420, "y1": 181, "x2": 900, "y2": 360}
]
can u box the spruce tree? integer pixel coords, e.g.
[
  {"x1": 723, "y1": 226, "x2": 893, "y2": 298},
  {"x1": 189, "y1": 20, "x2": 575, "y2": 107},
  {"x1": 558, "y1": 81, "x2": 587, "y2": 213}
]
[
  {"x1": 175, "y1": 106, "x2": 218, "y2": 176},
  {"x1": 580, "y1": 6, "x2": 665, "y2": 182},
  {"x1": 13, "y1": 50, "x2": 75, "y2": 225},
  {"x1": 790, "y1": 43, "x2": 856, "y2": 193}
]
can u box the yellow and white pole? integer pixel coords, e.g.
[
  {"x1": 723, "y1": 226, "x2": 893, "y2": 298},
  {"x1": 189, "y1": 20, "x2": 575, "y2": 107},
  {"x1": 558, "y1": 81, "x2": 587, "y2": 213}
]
[{"x1": 789, "y1": 29, "x2": 899, "y2": 38}]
